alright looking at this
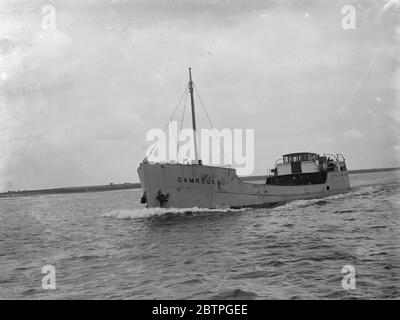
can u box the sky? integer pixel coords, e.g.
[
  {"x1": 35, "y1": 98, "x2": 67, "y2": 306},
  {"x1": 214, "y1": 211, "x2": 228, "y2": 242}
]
[{"x1": 0, "y1": 0, "x2": 399, "y2": 191}]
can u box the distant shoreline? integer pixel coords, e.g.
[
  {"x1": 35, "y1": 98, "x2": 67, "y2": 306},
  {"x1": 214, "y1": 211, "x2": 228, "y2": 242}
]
[{"x1": 1, "y1": 167, "x2": 399, "y2": 199}]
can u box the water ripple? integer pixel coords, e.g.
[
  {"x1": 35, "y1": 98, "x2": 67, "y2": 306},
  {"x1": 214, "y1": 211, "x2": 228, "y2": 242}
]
[{"x1": 0, "y1": 171, "x2": 399, "y2": 299}]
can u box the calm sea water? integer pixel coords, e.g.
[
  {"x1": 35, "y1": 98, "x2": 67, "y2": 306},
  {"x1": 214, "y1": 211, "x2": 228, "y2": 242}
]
[{"x1": 0, "y1": 171, "x2": 399, "y2": 299}]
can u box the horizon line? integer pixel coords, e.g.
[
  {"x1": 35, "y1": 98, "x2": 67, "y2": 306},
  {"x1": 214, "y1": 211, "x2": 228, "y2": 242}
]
[{"x1": 1, "y1": 166, "x2": 399, "y2": 197}]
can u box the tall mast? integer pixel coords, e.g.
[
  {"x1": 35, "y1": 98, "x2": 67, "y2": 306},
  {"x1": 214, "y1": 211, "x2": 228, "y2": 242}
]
[{"x1": 188, "y1": 68, "x2": 201, "y2": 165}]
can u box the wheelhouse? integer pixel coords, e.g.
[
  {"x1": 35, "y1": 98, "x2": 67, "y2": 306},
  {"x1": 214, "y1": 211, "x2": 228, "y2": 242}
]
[
  {"x1": 266, "y1": 152, "x2": 348, "y2": 186},
  {"x1": 283, "y1": 152, "x2": 317, "y2": 163}
]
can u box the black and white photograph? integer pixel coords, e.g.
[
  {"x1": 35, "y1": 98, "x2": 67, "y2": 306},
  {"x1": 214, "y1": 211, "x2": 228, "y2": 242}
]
[{"x1": 0, "y1": 0, "x2": 399, "y2": 306}]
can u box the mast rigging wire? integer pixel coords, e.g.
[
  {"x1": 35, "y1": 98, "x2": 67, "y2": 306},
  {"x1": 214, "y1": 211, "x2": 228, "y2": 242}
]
[
  {"x1": 146, "y1": 78, "x2": 228, "y2": 167},
  {"x1": 193, "y1": 83, "x2": 230, "y2": 168},
  {"x1": 176, "y1": 88, "x2": 189, "y2": 161},
  {"x1": 145, "y1": 86, "x2": 188, "y2": 158}
]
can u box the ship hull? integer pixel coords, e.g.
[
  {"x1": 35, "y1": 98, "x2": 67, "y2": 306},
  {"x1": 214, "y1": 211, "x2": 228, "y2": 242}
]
[{"x1": 137, "y1": 162, "x2": 351, "y2": 209}]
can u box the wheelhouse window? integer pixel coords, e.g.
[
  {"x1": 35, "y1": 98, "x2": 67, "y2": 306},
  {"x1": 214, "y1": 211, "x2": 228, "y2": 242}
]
[
  {"x1": 283, "y1": 156, "x2": 289, "y2": 163},
  {"x1": 283, "y1": 153, "x2": 317, "y2": 163}
]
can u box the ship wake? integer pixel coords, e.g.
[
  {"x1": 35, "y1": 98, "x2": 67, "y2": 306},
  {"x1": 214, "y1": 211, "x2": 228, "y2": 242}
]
[
  {"x1": 102, "y1": 207, "x2": 246, "y2": 219},
  {"x1": 269, "y1": 186, "x2": 374, "y2": 211}
]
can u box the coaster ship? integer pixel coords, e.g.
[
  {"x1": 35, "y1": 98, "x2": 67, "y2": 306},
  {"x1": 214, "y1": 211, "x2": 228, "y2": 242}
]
[{"x1": 137, "y1": 69, "x2": 350, "y2": 209}]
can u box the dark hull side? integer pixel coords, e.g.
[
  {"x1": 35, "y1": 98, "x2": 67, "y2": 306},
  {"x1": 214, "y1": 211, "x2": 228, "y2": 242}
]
[{"x1": 266, "y1": 171, "x2": 328, "y2": 186}]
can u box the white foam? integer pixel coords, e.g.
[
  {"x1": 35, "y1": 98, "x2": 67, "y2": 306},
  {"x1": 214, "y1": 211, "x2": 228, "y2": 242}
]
[
  {"x1": 274, "y1": 199, "x2": 317, "y2": 210},
  {"x1": 349, "y1": 186, "x2": 375, "y2": 196},
  {"x1": 102, "y1": 207, "x2": 245, "y2": 219}
]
